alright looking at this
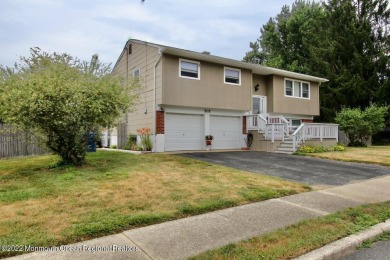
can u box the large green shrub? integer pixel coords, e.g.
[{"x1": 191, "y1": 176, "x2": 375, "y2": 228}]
[
  {"x1": 0, "y1": 48, "x2": 139, "y2": 165},
  {"x1": 335, "y1": 105, "x2": 388, "y2": 147}
]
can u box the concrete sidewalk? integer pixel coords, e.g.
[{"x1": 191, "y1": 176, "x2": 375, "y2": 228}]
[{"x1": 8, "y1": 175, "x2": 390, "y2": 260}]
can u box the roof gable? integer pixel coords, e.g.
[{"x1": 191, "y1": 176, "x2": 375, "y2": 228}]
[{"x1": 115, "y1": 39, "x2": 328, "y2": 83}]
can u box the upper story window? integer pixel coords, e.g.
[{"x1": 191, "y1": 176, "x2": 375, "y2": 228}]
[
  {"x1": 285, "y1": 79, "x2": 310, "y2": 99},
  {"x1": 133, "y1": 68, "x2": 140, "y2": 78},
  {"x1": 224, "y1": 67, "x2": 241, "y2": 85},
  {"x1": 179, "y1": 59, "x2": 200, "y2": 79}
]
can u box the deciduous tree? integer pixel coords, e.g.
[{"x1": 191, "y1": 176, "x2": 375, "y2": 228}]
[
  {"x1": 0, "y1": 48, "x2": 139, "y2": 165},
  {"x1": 335, "y1": 105, "x2": 388, "y2": 146},
  {"x1": 244, "y1": 0, "x2": 390, "y2": 122}
]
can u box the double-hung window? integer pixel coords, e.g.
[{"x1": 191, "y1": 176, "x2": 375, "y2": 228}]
[
  {"x1": 179, "y1": 59, "x2": 200, "y2": 79},
  {"x1": 302, "y1": 83, "x2": 309, "y2": 98},
  {"x1": 285, "y1": 79, "x2": 310, "y2": 99},
  {"x1": 224, "y1": 67, "x2": 241, "y2": 85}
]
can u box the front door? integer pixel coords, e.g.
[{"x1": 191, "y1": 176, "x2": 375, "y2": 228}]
[
  {"x1": 252, "y1": 96, "x2": 267, "y2": 117},
  {"x1": 250, "y1": 96, "x2": 267, "y2": 129}
]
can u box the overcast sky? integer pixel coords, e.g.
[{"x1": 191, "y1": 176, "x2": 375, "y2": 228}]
[{"x1": 1, "y1": 0, "x2": 297, "y2": 68}]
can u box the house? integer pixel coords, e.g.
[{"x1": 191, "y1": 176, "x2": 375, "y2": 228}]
[{"x1": 108, "y1": 39, "x2": 338, "y2": 153}]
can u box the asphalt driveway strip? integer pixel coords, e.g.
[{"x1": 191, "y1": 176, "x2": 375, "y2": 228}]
[{"x1": 180, "y1": 151, "x2": 390, "y2": 186}]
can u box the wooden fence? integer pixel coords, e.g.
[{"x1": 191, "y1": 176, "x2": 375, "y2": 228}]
[
  {"x1": 338, "y1": 130, "x2": 372, "y2": 146},
  {"x1": 0, "y1": 124, "x2": 48, "y2": 158}
]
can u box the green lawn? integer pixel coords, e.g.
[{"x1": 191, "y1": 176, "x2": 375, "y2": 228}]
[
  {"x1": 0, "y1": 151, "x2": 309, "y2": 258},
  {"x1": 192, "y1": 202, "x2": 390, "y2": 260}
]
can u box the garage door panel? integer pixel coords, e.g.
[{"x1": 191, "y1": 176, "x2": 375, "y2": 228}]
[
  {"x1": 210, "y1": 116, "x2": 241, "y2": 149},
  {"x1": 165, "y1": 113, "x2": 204, "y2": 151}
]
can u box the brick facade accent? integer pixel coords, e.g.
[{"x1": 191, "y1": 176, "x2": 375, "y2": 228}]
[
  {"x1": 156, "y1": 111, "x2": 165, "y2": 134},
  {"x1": 242, "y1": 116, "x2": 247, "y2": 134},
  {"x1": 302, "y1": 119, "x2": 313, "y2": 123}
]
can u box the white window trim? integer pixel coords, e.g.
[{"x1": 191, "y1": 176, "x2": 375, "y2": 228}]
[
  {"x1": 133, "y1": 68, "x2": 140, "y2": 77},
  {"x1": 284, "y1": 78, "x2": 310, "y2": 99},
  {"x1": 179, "y1": 58, "x2": 200, "y2": 80},
  {"x1": 224, "y1": 67, "x2": 241, "y2": 86}
]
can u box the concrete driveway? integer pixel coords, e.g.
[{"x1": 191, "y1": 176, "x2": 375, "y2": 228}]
[{"x1": 181, "y1": 151, "x2": 390, "y2": 186}]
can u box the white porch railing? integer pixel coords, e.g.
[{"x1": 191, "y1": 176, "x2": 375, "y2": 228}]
[
  {"x1": 266, "y1": 116, "x2": 291, "y2": 135},
  {"x1": 248, "y1": 115, "x2": 291, "y2": 136},
  {"x1": 267, "y1": 116, "x2": 281, "y2": 124},
  {"x1": 246, "y1": 115, "x2": 286, "y2": 143},
  {"x1": 265, "y1": 123, "x2": 285, "y2": 143},
  {"x1": 247, "y1": 114, "x2": 267, "y2": 132},
  {"x1": 292, "y1": 123, "x2": 339, "y2": 152}
]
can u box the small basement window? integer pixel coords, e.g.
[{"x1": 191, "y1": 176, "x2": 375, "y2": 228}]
[
  {"x1": 224, "y1": 67, "x2": 241, "y2": 85},
  {"x1": 179, "y1": 59, "x2": 200, "y2": 79},
  {"x1": 291, "y1": 119, "x2": 301, "y2": 126}
]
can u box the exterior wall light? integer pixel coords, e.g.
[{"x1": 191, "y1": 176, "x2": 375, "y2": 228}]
[{"x1": 254, "y1": 83, "x2": 259, "y2": 92}]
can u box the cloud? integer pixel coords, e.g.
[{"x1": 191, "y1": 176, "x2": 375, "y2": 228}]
[
  {"x1": 0, "y1": 0, "x2": 298, "y2": 67},
  {"x1": 93, "y1": 2, "x2": 159, "y2": 23}
]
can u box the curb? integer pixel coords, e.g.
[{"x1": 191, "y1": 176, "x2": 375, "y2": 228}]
[{"x1": 295, "y1": 219, "x2": 390, "y2": 260}]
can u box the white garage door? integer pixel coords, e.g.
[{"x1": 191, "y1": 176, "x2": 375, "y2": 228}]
[
  {"x1": 165, "y1": 113, "x2": 204, "y2": 151},
  {"x1": 210, "y1": 115, "x2": 241, "y2": 149}
]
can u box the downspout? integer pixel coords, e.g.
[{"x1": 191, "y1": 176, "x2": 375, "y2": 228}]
[
  {"x1": 144, "y1": 42, "x2": 148, "y2": 113},
  {"x1": 153, "y1": 48, "x2": 163, "y2": 152},
  {"x1": 318, "y1": 82, "x2": 322, "y2": 122},
  {"x1": 123, "y1": 42, "x2": 129, "y2": 148}
]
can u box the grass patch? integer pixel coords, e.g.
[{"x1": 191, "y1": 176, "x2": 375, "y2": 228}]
[
  {"x1": 360, "y1": 231, "x2": 390, "y2": 248},
  {"x1": 191, "y1": 201, "x2": 390, "y2": 260},
  {"x1": 303, "y1": 146, "x2": 390, "y2": 166},
  {"x1": 0, "y1": 151, "x2": 308, "y2": 258}
]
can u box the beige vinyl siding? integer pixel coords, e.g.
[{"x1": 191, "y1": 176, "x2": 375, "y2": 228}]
[
  {"x1": 266, "y1": 76, "x2": 274, "y2": 114},
  {"x1": 112, "y1": 50, "x2": 127, "y2": 77},
  {"x1": 270, "y1": 75, "x2": 320, "y2": 116},
  {"x1": 112, "y1": 42, "x2": 162, "y2": 135},
  {"x1": 252, "y1": 74, "x2": 268, "y2": 96},
  {"x1": 161, "y1": 54, "x2": 251, "y2": 111},
  {"x1": 155, "y1": 60, "x2": 163, "y2": 105}
]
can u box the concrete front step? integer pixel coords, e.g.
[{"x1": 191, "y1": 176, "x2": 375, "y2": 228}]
[
  {"x1": 276, "y1": 147, "x2": 295, "y2": 152},
  {"x1": 274, "y1": 150, "x2": 293, "y2": 154},
  {"x1": 275, "y1": 139, "x2": 299, "y2": 154},
  {"x1": 255, "y1": 131, "x2": 297, "y2": 154},
  {"x1": 280, "y1": 143, "x2": 294, "y2": 148}
]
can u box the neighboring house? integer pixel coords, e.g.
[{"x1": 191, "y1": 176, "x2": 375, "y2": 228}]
[{"x1": 109, "y1": 39, "x2": 338, "y2": 153}]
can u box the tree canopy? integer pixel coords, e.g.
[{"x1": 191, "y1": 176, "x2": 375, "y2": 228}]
[
  {"x1": 244, "y1": 0, "x2": 390, "y2": 122},
  {"x1": 0, "y1": 48, "x2": 139, "y2": 165}
]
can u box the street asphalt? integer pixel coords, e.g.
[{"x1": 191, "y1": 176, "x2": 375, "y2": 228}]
[
  {"x1": 342, "y1": 240, "x2": 390, "y2": 260},
  {"x1": 181, "y1": 151, "x2": 390, "y2": 186}
]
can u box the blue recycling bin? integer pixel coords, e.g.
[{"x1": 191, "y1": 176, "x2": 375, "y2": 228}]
[{"x1": 86, "y1": 132, "x2": 96, "y2": 152}]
